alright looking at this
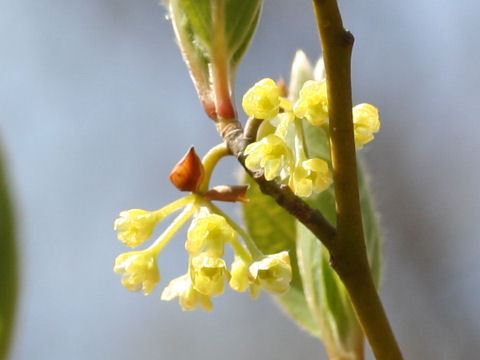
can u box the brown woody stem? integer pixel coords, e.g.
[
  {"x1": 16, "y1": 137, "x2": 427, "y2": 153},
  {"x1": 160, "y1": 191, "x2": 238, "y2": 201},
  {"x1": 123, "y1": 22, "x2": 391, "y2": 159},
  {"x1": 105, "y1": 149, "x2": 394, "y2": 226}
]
[{"x1": 221, "y1": 127, "x2": 337, "y2": 251}]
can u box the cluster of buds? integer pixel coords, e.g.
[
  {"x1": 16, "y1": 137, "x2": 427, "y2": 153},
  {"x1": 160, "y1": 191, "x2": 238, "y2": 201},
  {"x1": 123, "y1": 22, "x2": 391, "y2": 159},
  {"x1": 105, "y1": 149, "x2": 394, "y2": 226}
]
[
  {"x1": 242, "y1": 77, "x2": 380, "y2": 197},
  {"x1": 113, "y1": 147, "x2": 292, "y2": 311}
]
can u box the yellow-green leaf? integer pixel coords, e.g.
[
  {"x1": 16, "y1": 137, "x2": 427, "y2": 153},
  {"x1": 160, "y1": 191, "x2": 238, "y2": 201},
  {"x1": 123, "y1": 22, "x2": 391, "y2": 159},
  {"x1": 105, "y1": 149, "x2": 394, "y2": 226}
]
[
  {"x1": 165, "y1": 0, "x2": 262, "y2": 113},
  {"x1": 295, "y1": 119, "x2": 382, "y2": 356},
  {"x1": 243, "y1": 176, "x2": 320, "y2": 337},
  {"x1": 0, "y1": 141, "x2": 17, "y2": 360}
]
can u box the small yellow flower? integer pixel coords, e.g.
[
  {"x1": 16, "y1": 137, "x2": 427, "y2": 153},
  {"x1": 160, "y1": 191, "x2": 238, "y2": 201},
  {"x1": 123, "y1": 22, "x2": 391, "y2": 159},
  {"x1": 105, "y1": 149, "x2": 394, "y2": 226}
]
[
  {"x1": 185, "y1": 211, "x2": 237, "y2": 257},
  {"x1": 114, "y1": 209, "x2": 160, "y2": 247},
  {"x1": 289, "y1": 158, "x2": 332, "y2": 197},
  {"x1": 273, "y1": 112, "x2": 295, "y2": 140},
  {"x1": 113, "y1": 251, "x2": 160, "y2": 295},
  {"x1": 248, "y1": 251, "x2": 292, "y2": 294},
  {"x1": 190, "y1": 253, "x2": 230, "y2": 297},
  {"x1": 229, "y1": 256, "x2": 250, "y2": 292},
  {"x1": 352, "y1": 103, "x2": 381, "y2": 148},
  {"x1": 244, "y1": 134, "x2": 294, "y2": 181},
  {"x1": 279, "y1": 97, "x2": 293, "y2": 112},
  {"x1": 161, "y1": 274, "x2": 213, "y2": 312},
  {"x1": 242, "y1": 78, "x2": 281, "y2": 120},
  {"x1": 293, "y1": 80, "x2": 329, "y2": 126}
]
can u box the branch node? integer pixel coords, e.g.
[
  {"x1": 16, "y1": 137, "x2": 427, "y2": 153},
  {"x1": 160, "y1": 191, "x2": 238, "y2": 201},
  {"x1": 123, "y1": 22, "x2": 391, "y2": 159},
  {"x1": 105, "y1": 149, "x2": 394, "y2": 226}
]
[
  {"x1": 343, "y1": 30, "x2": 355, "y2": 45},
  {"x1": 217, "y1": 122, "x2": 242, "y2": 140},
  {"x1": 252, "y1": 171, "x2": 264, "y2": 180}
]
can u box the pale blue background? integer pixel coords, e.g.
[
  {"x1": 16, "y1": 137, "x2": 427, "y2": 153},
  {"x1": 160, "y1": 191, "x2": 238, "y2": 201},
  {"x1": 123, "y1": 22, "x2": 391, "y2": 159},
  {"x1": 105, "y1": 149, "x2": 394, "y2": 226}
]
[{"x1": 1, "y1": 0, "x2": 479, "y2": 359}]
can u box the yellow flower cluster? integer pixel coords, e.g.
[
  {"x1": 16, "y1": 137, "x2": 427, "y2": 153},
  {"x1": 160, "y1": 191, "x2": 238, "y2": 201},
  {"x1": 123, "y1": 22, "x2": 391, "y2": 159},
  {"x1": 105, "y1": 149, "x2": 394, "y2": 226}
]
[
  {"x1": 113, "y1": 196, "x2": 292, "y2": 311},
  {"x1": 241, "y1": 79, "x2": 333, "y2": 197},
  {"x1": 241, "y1": 78, "x2": 381, "y2": 197},
  {"x1": 161, "y1": 208, "x2": 292, "y2": 310}
]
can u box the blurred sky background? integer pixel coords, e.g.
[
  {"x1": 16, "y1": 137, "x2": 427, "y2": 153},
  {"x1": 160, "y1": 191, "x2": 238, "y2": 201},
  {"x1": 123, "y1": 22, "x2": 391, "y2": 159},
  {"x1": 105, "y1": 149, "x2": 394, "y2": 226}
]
[{"x1": 1, "y1": 0, "x2": 479, "y2": 359}]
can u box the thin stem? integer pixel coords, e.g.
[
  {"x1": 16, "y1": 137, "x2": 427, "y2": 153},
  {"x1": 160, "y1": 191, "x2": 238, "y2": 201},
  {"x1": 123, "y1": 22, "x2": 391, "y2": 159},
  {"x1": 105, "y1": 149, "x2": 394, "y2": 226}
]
[
  {"x1": 198, "y1": 143, "x2": 230, "y2": 193},
  {"x1": 149, "y1": 203, "x2": 197, "y2": 255},
  {"x1": 230, "y1": 237, "x2": 253, "y2": 264},
  {"x1": 243, "y1": 117, "x2": 263, "y2": 141},
  {"x1": 312, "y1": 0, "x2": 403, "y2": 359},
  {"x1": 211, "y1": 0, "x2": 235, "y2": 120},
  {"x1": 294, "y1": 117, "x2": 309, "y2": 160},
  {"x1": 154, "y1": 194, "x2": 195, "y2": 220}
]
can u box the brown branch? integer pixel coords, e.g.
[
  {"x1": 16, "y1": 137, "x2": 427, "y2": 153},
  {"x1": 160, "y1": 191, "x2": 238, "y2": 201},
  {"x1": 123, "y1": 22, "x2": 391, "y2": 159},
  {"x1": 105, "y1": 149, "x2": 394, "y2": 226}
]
[
  {"x1": 220, "y1": 125, "x2": 337, "y2": 250},
  {"x1": 312, "y1": 0, "x2": 403, "y2": 359}
]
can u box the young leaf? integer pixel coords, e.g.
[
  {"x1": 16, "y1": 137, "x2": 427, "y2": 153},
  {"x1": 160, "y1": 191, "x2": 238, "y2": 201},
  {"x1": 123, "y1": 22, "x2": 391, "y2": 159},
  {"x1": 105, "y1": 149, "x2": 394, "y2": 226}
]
[
  {"x1": 243, "y1": 176, "x2": 320, "y2": 337},
  {"x1": 0, "y1": 142, "x2": 17, "y2": 360},
  {"x1": 165, "y1": 0, "x2": 262, "y2": 118},
  {"x1": 288, "y1": 51, "x2": 314, "y2": 101},
  {"x1": 295, "y1": 119, "x2": 382, "y2": 357}
]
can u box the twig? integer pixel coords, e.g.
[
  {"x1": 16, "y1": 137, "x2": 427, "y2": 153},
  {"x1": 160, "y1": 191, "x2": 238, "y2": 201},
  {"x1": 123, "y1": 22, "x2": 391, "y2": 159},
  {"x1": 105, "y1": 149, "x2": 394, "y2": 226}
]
[
  {"x1": 312, "y1": 0, "x2": 403, "y2": 358},
  {"x1": 243, "y1": 116, "x2": 263, "y2": 141},
  {"x1": 221, "y1": 126, "x2": 337, "y2": 252}
]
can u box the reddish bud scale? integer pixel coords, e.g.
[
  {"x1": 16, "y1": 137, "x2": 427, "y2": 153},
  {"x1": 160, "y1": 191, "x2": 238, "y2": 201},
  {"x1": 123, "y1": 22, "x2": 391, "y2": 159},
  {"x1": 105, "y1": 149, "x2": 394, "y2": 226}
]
[
  {"x1": 169, "y1": 147, "x2": 205, "y2": 192},
  {"x1": 203, "y1": 185, "x2": 249, "y2": 203}
]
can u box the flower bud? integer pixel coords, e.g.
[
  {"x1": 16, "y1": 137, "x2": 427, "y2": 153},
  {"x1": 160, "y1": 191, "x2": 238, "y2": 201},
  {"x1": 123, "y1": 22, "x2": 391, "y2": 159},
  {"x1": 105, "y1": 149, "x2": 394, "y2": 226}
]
[
  {"x1": 161, "y1": 274, "x2": 213, "y2": 312},
  {"x1": 288, "y1": 50, "x2": 314, "y2": 100},
  {"x1": 114, "y1": 209, "x2": 160, "y2": 247},
  {"x1": 186, "y1": 212, "x2": 236, "y2": 257},
  {"x1": 190, "y1": 253, "x2": 230, "y2": 297},
  {"x1": 352, "y1": 103, "x2": 380, "y2": 148},
  {"x1": 289, "y1": 158, "x2": 332, "y2": 198},
  {"x1": 113, "y1": 251, "x2": 160, "y2": 295},
  {"x1": 294, "y1": 80, "x2": 329, "y2": 126},
  {"x1": 244, "y1": 134, "x2": 294, "y2": 181},
  {"x1": 242, "y1": 78, "x2": 281, "y2": 120},
  {"x1": 249, "y1": 251, "x2": 292, "y2": 294}
]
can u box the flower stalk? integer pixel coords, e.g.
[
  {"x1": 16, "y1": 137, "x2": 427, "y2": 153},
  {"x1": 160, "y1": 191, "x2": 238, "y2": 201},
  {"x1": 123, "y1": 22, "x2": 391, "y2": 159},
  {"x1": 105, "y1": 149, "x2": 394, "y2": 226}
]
[{"x1": 198, "y1": 143, "x2": 230, "y2": 193}]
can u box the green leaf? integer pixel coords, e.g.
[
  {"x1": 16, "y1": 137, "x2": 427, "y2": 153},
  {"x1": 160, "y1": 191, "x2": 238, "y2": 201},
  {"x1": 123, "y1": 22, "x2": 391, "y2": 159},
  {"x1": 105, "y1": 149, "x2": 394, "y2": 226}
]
[
  {"x1": 295, "y1": 120, "x2": 382, "y2": 356},
  {"x1": 165, "y1": 0, "x2": 262, "y2": 114},
  {"x1": 178, "y1": 0, "x2": 212, "y2": 49},
  {"x1": 226, "y1": 0, "x2": 262, "y2": 69},
  {"x1": 0, "y1": 141, "x2": 17, "y2": 360},
  {"x1": 358, "y1": 160, "x2": 383, "y2": 287},
  {"x1": 230, "y1": 7, "x2": 261, "y2": 70},
  {"x1": 243, "y1": 175, "x2": 320, "y2": 337}
]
